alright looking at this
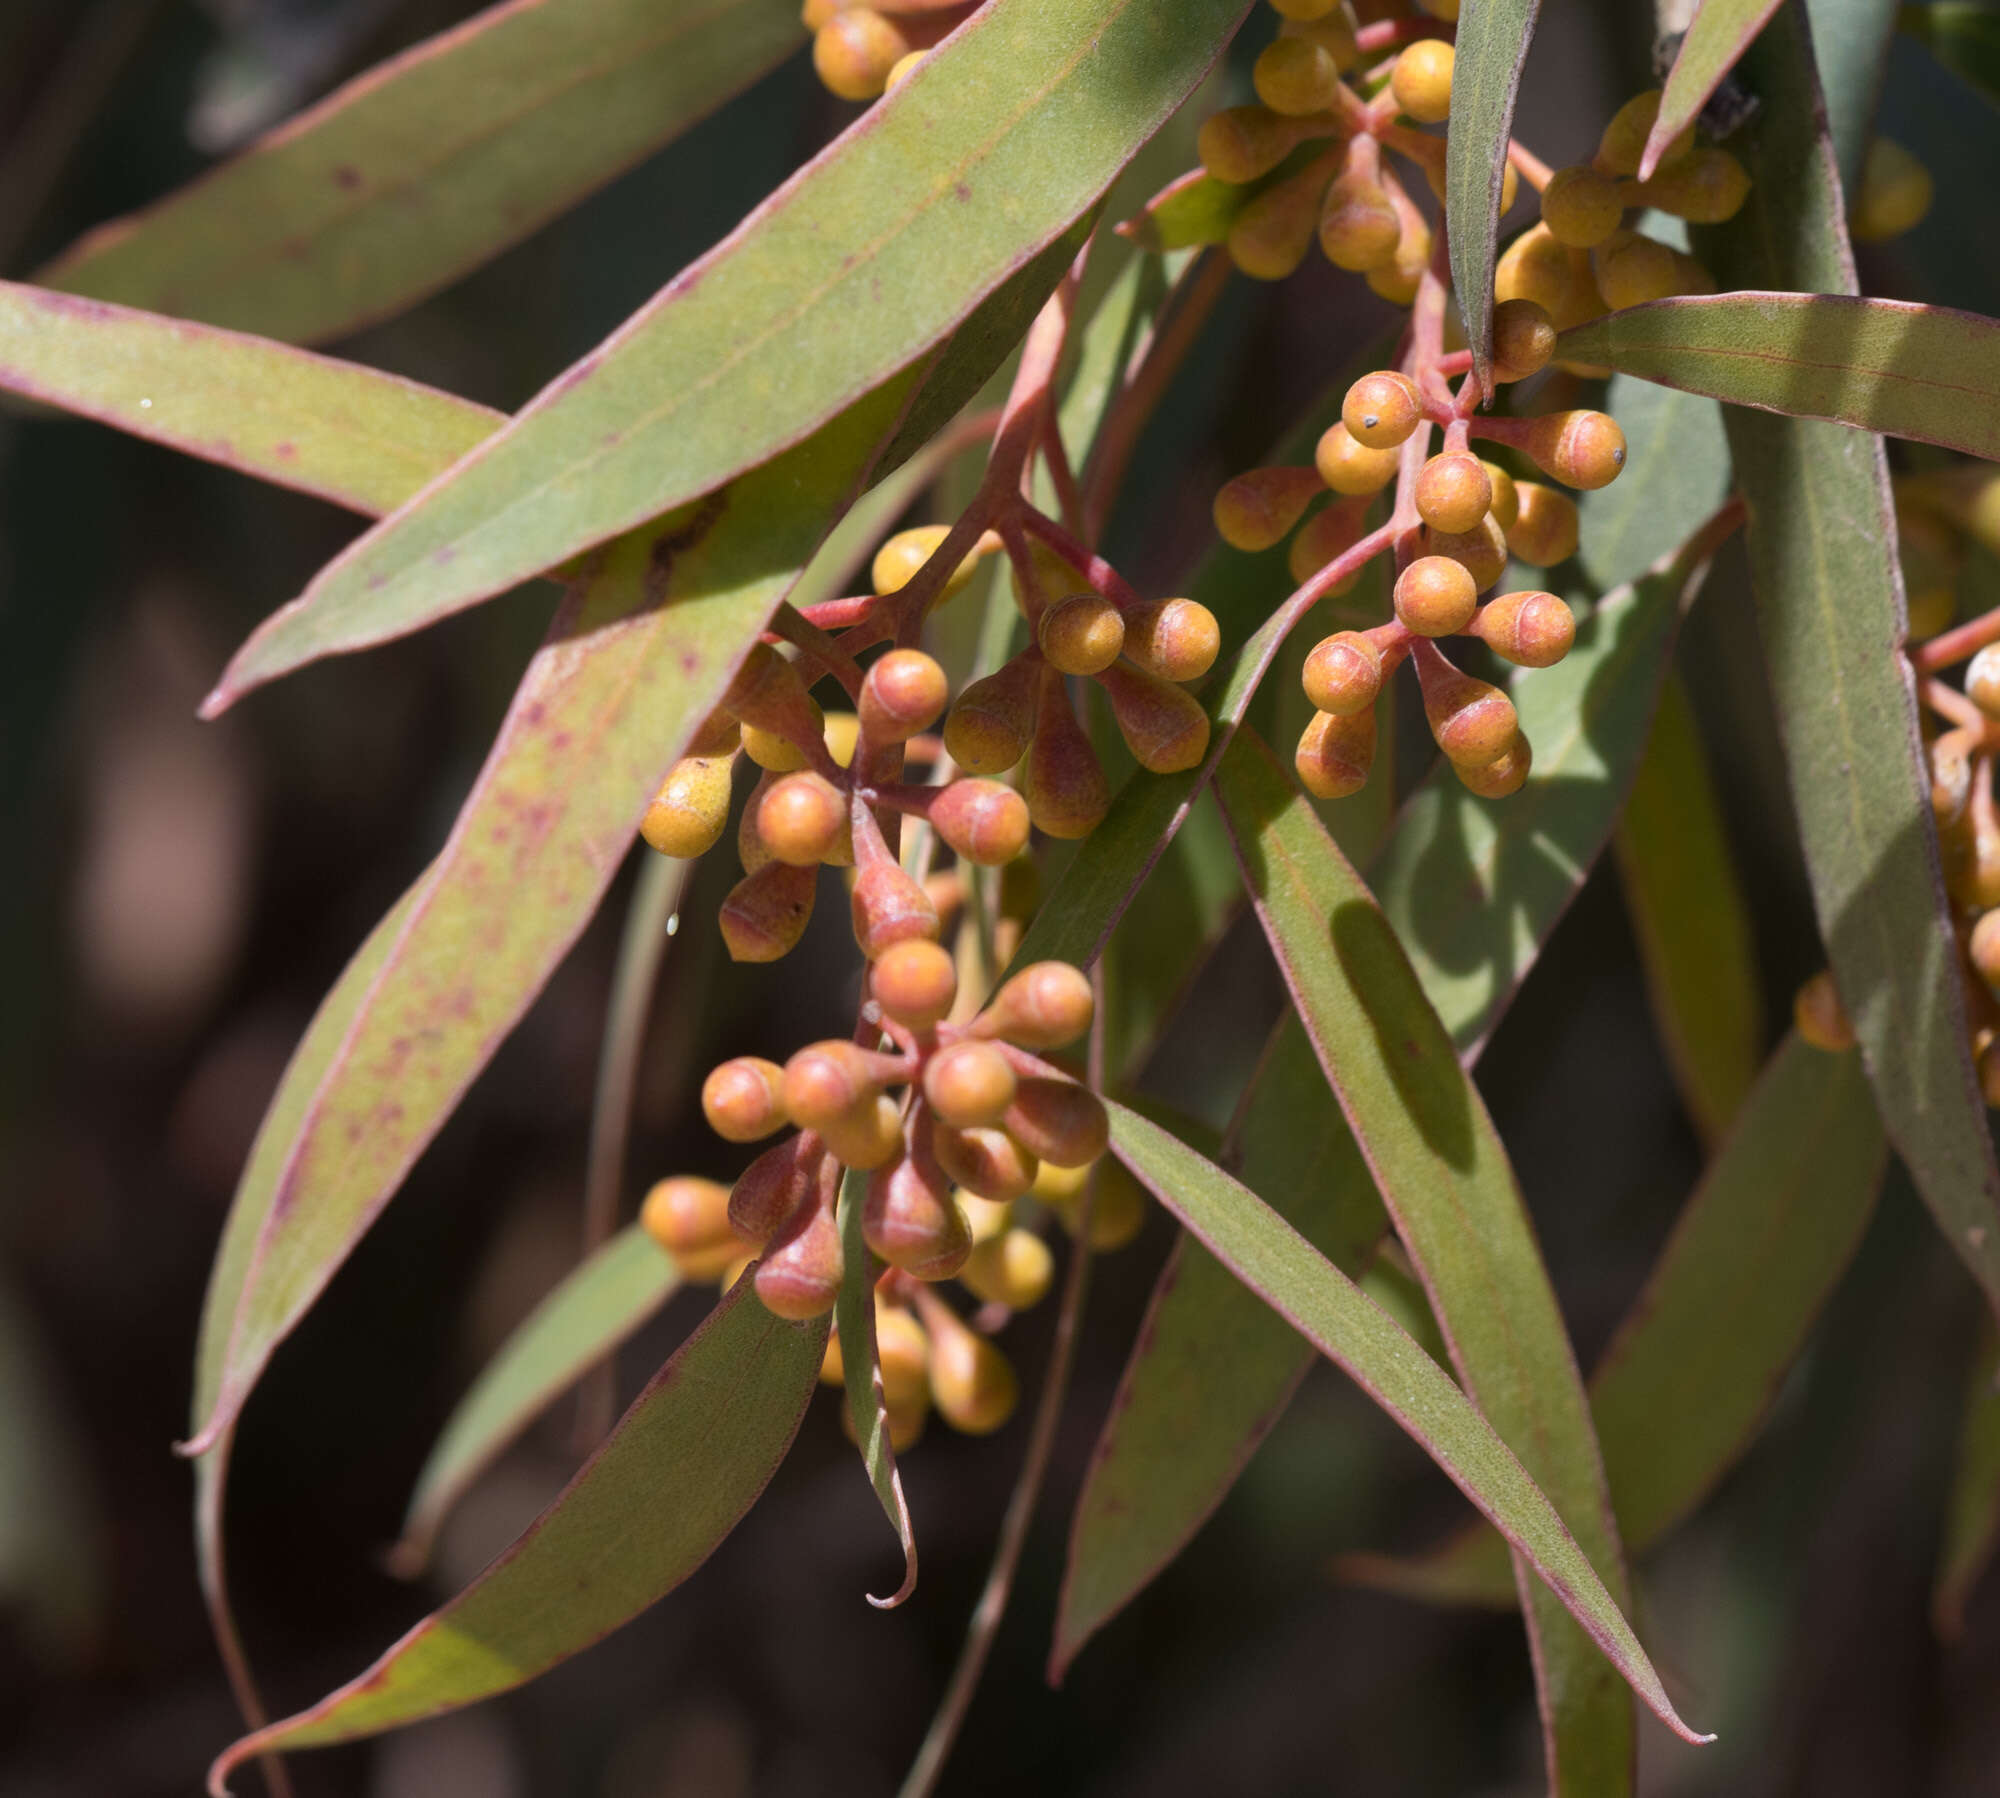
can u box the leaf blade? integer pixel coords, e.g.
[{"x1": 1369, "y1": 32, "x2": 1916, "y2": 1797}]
[
  {"x1": 1934, "y1": 1329, "x2": 2000, "y2": 1637},
  {"x1": 0, "y1": 279, "x2": 500, "y2": 516},
  {"x1": 208, "y1": 1281, "x2": 826, "y2": 1787},
  {"x1": 39, "y1": 0, "x2": 807, "y2": 346},
  {"x1": 835, "y1": 1168, "x2": 918, "y2": 1608},
  {"x1": 1212, "y1": 727, "x2": 1638, "y2": 1789},
  {"x1": 1559, "y1": 291, "x2": 2000, "y2": 461},
  {"x1": 1101, "y1": 1103, "x2": 1709, "y2": 1748},
  {"x1": 1696, "y1": 4, "x2": 2000, "y2": 1322},
  {"x1": 213, "y1": 0, "x2": 1254, "y2": 701},
  {"x1": 1445, "y1": 0, "x2": 1541, "y2": 392},
  {"x1": 393, "y1": 1225, "x2": 683, "y2": 1575}
]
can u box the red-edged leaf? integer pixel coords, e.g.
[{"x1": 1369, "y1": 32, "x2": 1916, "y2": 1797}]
[
  {"x1": 1645, "y1": 0, "x2": 1785, "y2": 179},
  {"x1": 835, "y1": 1168, "x2": 917, "y2": 1608}
]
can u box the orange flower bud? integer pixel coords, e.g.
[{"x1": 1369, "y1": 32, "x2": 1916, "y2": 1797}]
[
  {"x1": 1003, "y1": 1077, "x2": 1110, "y2": 1168},
  {"x1": 1415, "y1": 453, "x2": 1493, "y2": 536},
  {"x1": 865, "y1": 1140, "x2": 971, "y2": 1278},
  {"x1": 1096, "y1": 660, "x2": 1212, "y2": 774},
  {"x1": 640, "y1": 755, "x2": 734, "y2": 860},
  {"x1": 1213, "y1": 465, "x2": 1324, "y2": 552},
  {"x1": 1122, "y1": 598, "x2": 1220, "y2": 683},
  {"x1": 718, "y1": 860, "x2": 817, "y2": 962},
  {"x1": 1295, "y1": 707, "x2": 1376, "y2": 799},
  {"x1": 640, "y1": 1175, "x2": 741, "y2": 1282},
  {"x1": 1341, "y1": 371, "x2": 1423, "y2": 450},
  {"x1": 1302, "y1": 631, "x2": 1385, "y2": 716},
  {"x1": 1505, "y1": 482, "x2": 1581, "y2": 566},
  {"x1": 1454, "y1": 730, "x2": 1534, "y2": 798},
  {"x1": 923, "y1": 1040, "x2": 1018, "y2": 1127},
  {"x1": 1471, "y1": 590, "x2": 1576, "y2": 668},
  {"x1": 871, "y1": 937, "x2": 957, "y2": 1030},
  {"x1": 929, "y1": 778, "x2": 1031, "y2": 866},
  {"x1": 976, "y1": 960, "x2": 1094, "y2": 1049},
  {"x1": 1794, "y1": 969, "x2": 1856, "y2": 1052},
  {"x1": 1394, "y1": 555, "x2": 1479, "y2": 636},
  {"x1": 729, "y1": 1134, "x2": 818, "y2": 1244},
  {"x1": 1039, "y1": 592, "x2": 1127, "y2": 675},
  {"x1": 702, "y1": 1056, "x2": 790, "y2": 1142},
  {"x1": 943, "y1": 654, "x2": 1039, "y2": 776},
  {"x1": 933, "y1": 1122, "x2": 1038, "y2": 1203},
  {"x1": 850, "y1": 858, "x2": 940, "y2": 959},
  {"x1": 1490, "y1": 298, "x2": 1557, "y2": 383},
  {"x1": 1417, "y1": 645, "x2": 1519, "y2": 767},
  {"x1": 754, "y1": 1190, "x2": 843, "y2": 1320},
  {"x1": 757, "y1": 771, "x2": 849, "y2": 866},
  {"x1": 1513, "y1": 410, "x2": 1627, "y2": 490},
  {"x1": 1023, "y1": 668, "x2": 1110, "y2": 839},
  {"x1": 860, "y1": 648, "x2": 948, "y2": 743}
]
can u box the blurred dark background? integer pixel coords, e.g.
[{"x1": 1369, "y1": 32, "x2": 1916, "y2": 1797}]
[{"x1": 2, "y1": 2, "x2": 1998, "y2": 1794}]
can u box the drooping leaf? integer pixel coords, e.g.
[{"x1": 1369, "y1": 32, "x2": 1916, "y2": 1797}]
[
  {"x1": 185, "y1": 377, "x2": 912, "y2": 1459},
  {"x1": 1559, "y1": 292, "x2": 2000, "y2": 462},
  {"x1": 208, "y1": 1281, "x2": 826, "y2": 1791},
  {"x1": 1051, "y1": 1014, "x2": 1388, "y2": 1674},
  {"x1": 1445, "y1": 0, "x2": 1541, "y2": 391},
  {"x1": 1343, "y1": 1033, "x2": 1887, "y2": 1606},
  {"x1": 38, "y1": 0, "x2": 807, "y2": 346},
  {"x1": 1100, "y1": 1104, "x2": 1711, "y2": 1750},
  {"x1": 392, "y1": 1226, "x2": 682, "y2": 1576},
  {"x1": 211, "y1": 0, "x2": 1254, "y2": 704},
  {"x1": 1367, "y1": 543, "x2": 1708, "y2": 1061},
  {"x1": 1903, "y1": 1, "x2": 2000, "y2": 111},
  {"x1": 1613, "y1": 674, "x2": 1763, "y2": 1148},
  {"x1": 1697, "y1": 5, "x2": 2000, "y2": 1323},
  {"x1": 1212, "y1": 727, "x2": 1638, "y2": 1791},
  {"x1": 1934, "y1": 1329, "x2": 2000, "y2": 1636},
  {"x1": 0, "y1": 280, "x2": 500, "y2": 516},
  {"x1": 835, "y1": 1168, "x2": 918, "y2": 1609},
  {"x1": 1647, "y1": 0, "x2": 1787, "y2": 179}
]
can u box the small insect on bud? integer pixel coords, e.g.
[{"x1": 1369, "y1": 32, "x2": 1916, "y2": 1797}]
[
  {"x1": 850, "y1": 859, "x2": 940, "y2": 960},
  {"x1": 1296, "y1": 707, "x2": 1377, "y2": 799},
  {"x1": 871, "y1": 937, "x2": 958, "y2": 1030},
  {"x1": 1418, "y1": 646, "x2": 1519, "y2": 768},
  {"x1": 1540, "y1": 164, "x2": 1624, "y2": 248},
  {"x1": 755, "y1": 1191, "x2": 844, "y2": 1321},
  {"x1": 811, "y1": 9, "x2": 908, "y2": 102},
  {"x1": 1288, "y1": 498, "x2": 1368, "y2": 589},
  {"x1": 1794, "y1": 969, "x2": 1856, "y2": 1053},
  {"x1": 929, "y1": 779, "x2": 1031, "y2": 867},
  {"x1": 978, "y1": 960, "x2": 1095, "y2": 1050},
  {"x1": 1415, "y1": 454, "x2": 1494, "y2": 537},
  {"x1": 756, "y1": 771, "x2": 848, "y2": 866},
  {"x1": 1425, "y1": 515, "x2": 1511, "y2": 593},
  {"x1": 871, "y1": 523, "x2": 982, "y2": 602},
  {"x1": 640, "y1": 755, "x2": 734, "y2": 859},
  {"x1": 1515, "y1": 409, "x2": 1627, "y2": 490},
  {"x1": 923, "y1": 1299, "x2": 1020, "y2": 1434},
  {"x1": 1490, "y1": 298, "x2": 1557, "y2": 383},
  {"x1": 860, "y1": 648, "x2": 948, "y2": 743},
  {"x1": 1319, "y1": 169, "x2": 1402, "y2": 272},
  {"x1": 719, "y1": 860, "x2": 817, "y2": 962},
  {"x1": 1225, "y1": 153, "x2": 1331, "y2": 281},
  {"x1": 1213, "y1": 465, "x2": 1324, "y2": 552},
  {"x1": 1595, "y1": 89, "x2": 1691, "y2": 179},
  {"x1": 1623, "y1": 147, "x2": 1751, "y2": 224},
  {"x1": 1122, "y1": 598, "x2": 1220, "y2": 683},
  {"x1": 1342, "y1": 372, "x2": 1423, "y2": 451},
  {"x1": 640, "y1": 1176, "x2": 741, "y2": 1281},
  {"x1": 1303, "y1": 631, "x2": 1385, "y2": 716},
  {"x1": 1394, "y1": 555, "x2": 1479, "y2": 637},
  {"x1": 1197, "y1": 104, "x2": 1298, "y2": 185},
  {"x1": 1039, "y1": 592, "x2": 1127, "y2": 676},
  {"x1": 1971, "y1": 910, "x2": 2000, "y2": 1000},
  {"x1": 1024, "y1": 668, "x2": 1111, "y2": 840},
  {"x1": 923, "y1": 1040, "x2": 1018, "y2": 1128},
  {"x1": 943, "y1": 654, "x2": 1040, "y2": 776},
  {"x1": 1097, "y1": 660, "x2": 1212, "y2": 774},
  {"x1": 1454, "y1": 730, "x2": 1534, "y2": 798},
  {"x1": 1316, "y1": 422, "x2": 1402, "y2": 496},
  {"x1": 1003, "y1": 1078, "x2": 1110, "y2": 1169},
  {"x1": 703, "y1": 1056, "x2": 790, "y2": 1143},
  {"x1": 729, "y1": 1135, "x2": 818, "y2": 1244},
  {"x1": 958, "y1": 1227, "x2": 1056, "y2": 1311},
  {"x1": 1253, "y1": 35, "x2": 1344, "y2": 116},
  {"x1": 1505, "y1": 482, "x2": 1580, "y2": 567},
  {"x1": 865, "y1": 1143, "x2": 971, "y2": 1279},
  {"x1": 1390, "y1": 38, "x2": 1454, "y2": 124},
  {"x1": 1472, "y1": 590, "x2": 1576, "y2": 668}
]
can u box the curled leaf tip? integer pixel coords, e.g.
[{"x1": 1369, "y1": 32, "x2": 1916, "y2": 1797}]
[
  {"x1": 865, "y1": 1556, "x2": 919, "y2": 1609},
  {"x1": 196, "y1": 683, "x2": 235, "y2": 722}
]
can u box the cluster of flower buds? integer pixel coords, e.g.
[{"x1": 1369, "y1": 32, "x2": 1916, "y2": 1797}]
[{"x1": 803, "y1": 0, "x2": 973, "y2": 102}]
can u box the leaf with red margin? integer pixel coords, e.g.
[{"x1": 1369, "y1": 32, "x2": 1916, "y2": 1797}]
[
  {"x1": 206, "y1": 1281, "x2": 826, "y2": 1792},
  {"x1": 39, "y1": 0, "x2": 807, "y2": 346},
  {"x1": 1645, "y1": 0, "x2": 1786, "y2": 178}
]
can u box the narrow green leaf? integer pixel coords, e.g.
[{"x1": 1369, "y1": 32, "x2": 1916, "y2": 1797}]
[
  {"x1": 1559, "y1": 291, "x2": 2000, "y2": 461},
  {"x1": 1903, "y1": 2, "x2": 2000, "y2": 110},
  {"x1": 1647, "y1": 0, "x2": 1787, "y2": 179},
  {"x1": 212, "y1": 0, "x2": 1253, "y2": 703},
  {"x1": 1052, "y1": 1016, "x2": 1388, "y2": 1674},
  {"x1": 1934, "y1": 1329, "x2": 2000, "y2": 1637},
  {"x1": 1614, "y1": 674, "x2": 1763, "y2": 1149},
  {"x1": 0, "y1": 279, "x2": 500, "y2": 517},
  {"x1": 1101, "y1": 1104, "x2": 1710, "y2": 1749},
  {"x1": 1368, "y1": 550, "x2": 1701, "y2": 1061},
  {"x1": 1445, "y1": 0, "x2": 1541, "y2": 391},
  {"x1": 207, "y1": 1282, "x2": 826, "y2": 1789},
  {"x1": 1212, "y1": 727, "x2": 1638, "y2": 1790},
  {"x1": 393, "y1": 1226, "x2": 682, "y2": 1576},
  {"x1": 1344, "y1": 1034, "x2": 1887, "y2": 1606},
  {"x1": 39, "y1": 0, "x2": 806, "y2": 346},
  {"x1": 836, "y1": 1168, "x2": 919, "y2": 1609},
  {"x1": 187, "y1": 377, "x2": 914, "y2": 1459},
  {"x1": 1697, "y1": 4, "x2": 2000, "y2": 1323}
]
